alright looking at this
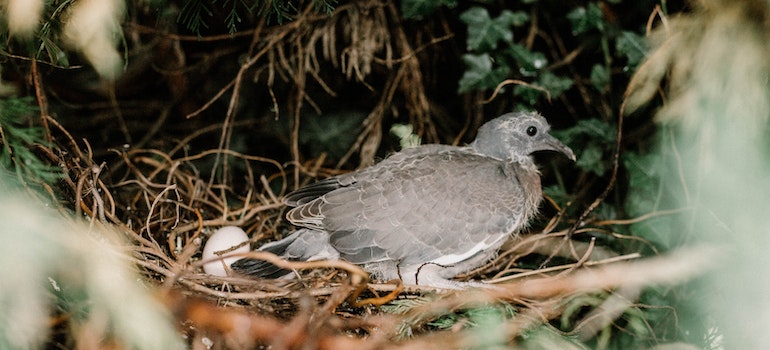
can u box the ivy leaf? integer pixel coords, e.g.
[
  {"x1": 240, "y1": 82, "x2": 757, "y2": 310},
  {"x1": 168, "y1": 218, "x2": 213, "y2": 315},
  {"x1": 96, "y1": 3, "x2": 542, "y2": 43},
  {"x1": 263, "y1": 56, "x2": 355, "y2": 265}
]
[
  {"x1": 390, "y1": 124, "x2": 421, "y2": 149},
  {"x1": 458, "y1": 53, "x2": 510, "y2": 93},
  {"x1": 461, "y1": 8, "x2": 528, "y2": 52},
  {"x1": 551, "y1": 119, "x2": 616, "y2": 175},
  {"x1": 539, "y1": 71, "x2": 573, "y2": 98},
  {"x1": 299, "y1": 110, "x2": 366, "y2": 161},
  {"x1": 513, "y1": 85, "x2": 541, "y2": 106},
  {"x1": 401, "y1": 0, "x2": 458, "y2": 19},
  {"x1": 555, "y1": 118, "x2": 616, "y2": 145},
  {"x1": 624, "y1": 151, "x2": 664, "y2": 217},
  {"x1": 616, "y1": 30, "x2": 647, "y2": 71},
  {"x1": 623, "y1": 151, "x2": 682, "y2": 248},
  {"x1": 503, "y1": 10, "x2": 530, "y2": 26},
  {"x1": 590, "y1": 64, "x2": 610, "y2": 91},
  {"x1": 543, "y1": 184, "x2": 569, "y2": 207},
  {"x1": 567, "y1": 2, "x2": 604, "y2": 35},
  {"x1": 509, "y1": 44, "x2": 547, "y2": 77},
  {"x1": 513, "y1": 72, "x2": 572, "y2": 105},
  {"x1": 576, "y1": 143, "x2": 606, "y2": 175}
]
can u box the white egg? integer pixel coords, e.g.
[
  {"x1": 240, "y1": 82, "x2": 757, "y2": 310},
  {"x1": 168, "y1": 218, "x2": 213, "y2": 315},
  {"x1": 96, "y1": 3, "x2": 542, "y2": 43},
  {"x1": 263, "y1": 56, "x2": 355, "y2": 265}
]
[{"x1": 201, "y1": 226, "x2": 251, "y2": 276}]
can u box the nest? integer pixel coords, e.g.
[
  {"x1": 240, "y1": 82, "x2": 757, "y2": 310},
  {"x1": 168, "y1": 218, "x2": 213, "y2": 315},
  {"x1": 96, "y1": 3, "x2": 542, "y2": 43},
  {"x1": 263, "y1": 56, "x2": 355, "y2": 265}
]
[{"x1": 35, "y1": 110, "x2": 707, "y2": 349}]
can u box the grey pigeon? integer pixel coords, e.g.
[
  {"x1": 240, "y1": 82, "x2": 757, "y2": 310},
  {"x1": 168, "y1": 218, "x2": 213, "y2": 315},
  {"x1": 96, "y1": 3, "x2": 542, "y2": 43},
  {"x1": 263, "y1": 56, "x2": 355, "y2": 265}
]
[{"x1": 232, "y1": 111, "x2": 575, "y2": 289}]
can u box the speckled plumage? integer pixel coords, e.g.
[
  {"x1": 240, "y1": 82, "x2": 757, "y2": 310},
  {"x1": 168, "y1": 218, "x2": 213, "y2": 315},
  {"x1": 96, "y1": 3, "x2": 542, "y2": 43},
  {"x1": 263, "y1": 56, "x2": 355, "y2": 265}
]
[{"x1": 232, "y1": 111, "x2": 574, "y2": 289}]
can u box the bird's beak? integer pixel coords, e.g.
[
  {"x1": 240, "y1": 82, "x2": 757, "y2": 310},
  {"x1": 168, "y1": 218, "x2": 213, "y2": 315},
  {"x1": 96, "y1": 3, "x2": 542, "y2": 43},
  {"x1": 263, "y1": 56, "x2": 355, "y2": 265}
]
[{"x1": 541, "y1": 135, "x2": 576, "y2": 161}]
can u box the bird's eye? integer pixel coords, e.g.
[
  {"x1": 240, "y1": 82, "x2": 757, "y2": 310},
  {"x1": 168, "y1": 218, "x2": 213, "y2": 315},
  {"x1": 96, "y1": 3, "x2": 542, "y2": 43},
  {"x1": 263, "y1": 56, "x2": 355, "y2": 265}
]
[{"x1": 526, "y1": 126, "x2": 538, "y2": 136}]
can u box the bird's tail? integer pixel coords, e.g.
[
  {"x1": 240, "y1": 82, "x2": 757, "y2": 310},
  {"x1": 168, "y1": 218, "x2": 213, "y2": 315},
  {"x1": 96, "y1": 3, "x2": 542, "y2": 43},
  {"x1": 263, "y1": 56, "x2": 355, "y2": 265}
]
[
  {"x1": 230, "y1": 233, "x2": 297, "y2": 278},
  {"x1": 230, "y1": 229, "x2": 336, "y2": 278}
]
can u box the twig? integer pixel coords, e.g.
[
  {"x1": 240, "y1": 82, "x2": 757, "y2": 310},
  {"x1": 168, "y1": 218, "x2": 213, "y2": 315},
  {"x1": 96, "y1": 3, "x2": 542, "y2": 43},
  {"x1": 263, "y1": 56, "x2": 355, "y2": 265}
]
[
  {"x1": 593, "y1": 207, "x2": 689, "y2": 226},
  {"x1": 486, "y1": 252, "x2": 642, "y2": 284},
  {"x1": 144, "y1": 184, "x2": 180, "y2": 241},
  {"x1": 481, "y1": 79, "x2": 552, "y2": 104},
  {"x1": 564, "y1": 95, "x2": 626, "y2": 239},
  {"x1": 30, "y1": 59, "x2": 51, "y2": 143}
]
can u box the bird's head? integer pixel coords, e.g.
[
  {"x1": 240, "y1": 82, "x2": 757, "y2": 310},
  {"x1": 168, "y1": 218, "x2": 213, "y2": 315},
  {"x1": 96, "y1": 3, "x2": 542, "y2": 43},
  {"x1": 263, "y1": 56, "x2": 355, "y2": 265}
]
[{"x1": 471, "y1": 111, "x2": 576, "y2": 162}]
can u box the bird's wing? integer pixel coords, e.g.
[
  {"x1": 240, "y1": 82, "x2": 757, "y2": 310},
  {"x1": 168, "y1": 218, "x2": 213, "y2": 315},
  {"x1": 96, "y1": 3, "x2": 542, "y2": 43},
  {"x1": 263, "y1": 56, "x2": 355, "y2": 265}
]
[
  {"x1": 284, "y1": 178, "x2": 342, "y2": 207},
  {"x1": 287, "y1": 149, "x2": 535, "y2": 265},
  {"x1": 283, "y1": 144, "x2": 461, "y2": 207}
]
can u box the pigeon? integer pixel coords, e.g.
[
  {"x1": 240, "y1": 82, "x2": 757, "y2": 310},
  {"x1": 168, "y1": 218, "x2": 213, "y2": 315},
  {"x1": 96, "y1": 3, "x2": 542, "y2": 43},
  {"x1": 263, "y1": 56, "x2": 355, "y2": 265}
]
[{"x1": 231, "y1": 111, "x2": 575, "y2": 289}]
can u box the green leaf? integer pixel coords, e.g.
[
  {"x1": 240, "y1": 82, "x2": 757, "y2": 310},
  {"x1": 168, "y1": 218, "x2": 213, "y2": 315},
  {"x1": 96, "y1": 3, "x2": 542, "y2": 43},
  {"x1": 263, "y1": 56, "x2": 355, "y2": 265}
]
[
  {"x1": 220, "y1": 0, "x2": 251, "y2": 34},
  {"x1": 298, "y1": 110, "x2": 366, "y2": 161},
  {"x1": 512, "y1": 72, "x2": 572, "y2": 106},
  {"x1": 0, "y1": 97, "x2": 62, "y2": 185},
  {"x1": 513, "y1": 85, "x2": 540, "y2": 106},
  {"x1": 178, "y1": 0, "x2": 212, "y2": 35},
  {"x1": 312, "y1": 0, "x2": 337, "y2": 14},
  {"x1": 590, "y1": 64, "x2": 610, "y2": 91},
  {"x1": 401, "y1": 0, "x2": 457, "y2": 19},
  {"x1": 539, "y1": 71, "x2": 573, "y2": 98},
  {"x1": 622, "y1": 151, "x2": 681, "y2": 247},
  {"x1": 428, "y1": 304, "x2": 516, "y2": 330},
  {"x1": 504, "y1": 10, "x2": 530, "y2": 27},
  {"x1": 616, "y1": 30, "x2": 647, "y2": 71},
  {"x1": 576, "y1": 143, "x2": 606, "y2": 175},
  {"x1": 551, "y1": 119, "x2": 616, "y2": 176},
  {"x1": 458, "y1": 53, "x2": 510, "y2": 93},
  {"x1": 554, "y1": 118, "x2": 616, "y2": 145},
  {"x1": 543, "y1": 184, "x2": 569, "y2": 206},
  {"x1": 38, "y1": 36, "x2": 69, "y2": 67},
  {"x1": 460, "y1": 7, "x2": 528, "y2": 51},
  {"x1": 567, "y1": 2, "x2": 605, "y2": 35},
  {"x1": 390, "y1": 124, "x2": 421, "y2": 149},
  {"x1": 509, "y1": 44, "x2": 547, "y2": 76}
]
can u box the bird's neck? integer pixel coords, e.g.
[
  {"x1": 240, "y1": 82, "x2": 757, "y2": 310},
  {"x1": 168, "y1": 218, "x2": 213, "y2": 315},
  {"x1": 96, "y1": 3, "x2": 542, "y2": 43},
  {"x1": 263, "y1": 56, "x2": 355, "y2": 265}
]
[{"x1": 511, "y1": 158, "x2": 543, "y2": 225}]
